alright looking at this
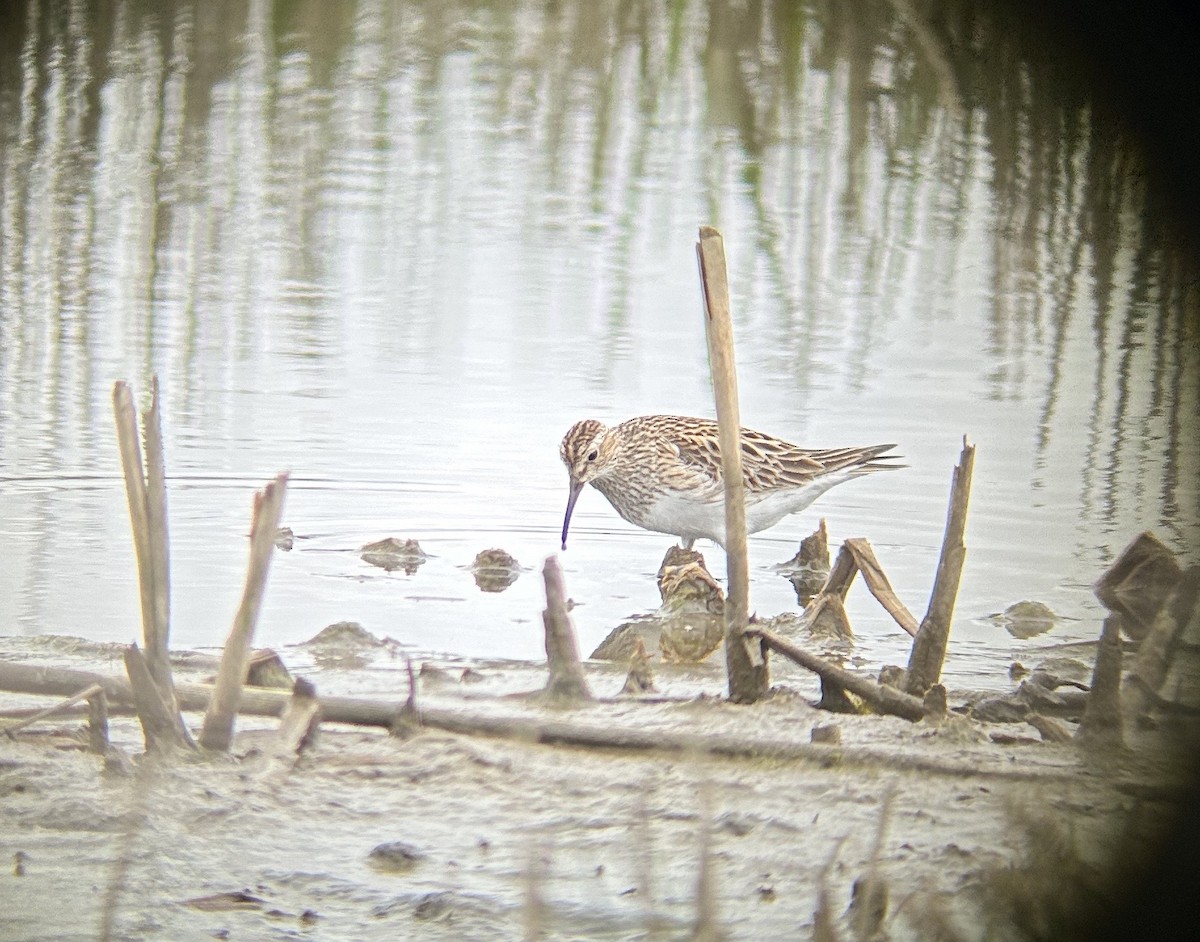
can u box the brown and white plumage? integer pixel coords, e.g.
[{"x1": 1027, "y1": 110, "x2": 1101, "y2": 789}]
[{"x1": 559, "y1": 415, "x2": 900, "y2": 549}]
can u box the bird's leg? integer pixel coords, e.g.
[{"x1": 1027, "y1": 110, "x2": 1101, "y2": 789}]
[{"x1": 682, "y1": 537, "x2": 695, "y2": 550}]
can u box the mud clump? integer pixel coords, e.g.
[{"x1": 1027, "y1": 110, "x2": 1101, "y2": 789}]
[
  {"x1": 619, "y1": 638, "x2": 657, "y2": 694},
  {"x1": 592, "y1": 545, "x2": 725, "y2": 662},
  {"x1": 368, "y1": 841, "x2": 426, "y2": 874},
  {"x1": 989, "y1": 600, "x2": 1059, "y2": 639},
  {"x1": 300, "y1": 621, "x2": 390, "y2": 669},
  {"x1": 361, "y1": 537, "x2": 427, "y2": 574},
  {"x1": 470, "y1": 548, "x2": 521, "y2": 593},
  {"x1": 245, "y1": 649, "x2": 293, "y2": 689},
  {"x1": 775, "y1": 520, "x2": 832, "y2": 605}
]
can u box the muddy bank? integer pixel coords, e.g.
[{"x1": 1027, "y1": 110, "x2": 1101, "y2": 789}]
[{"x1": 1, "y1": 638, "x2": 1192, "y2": 941}]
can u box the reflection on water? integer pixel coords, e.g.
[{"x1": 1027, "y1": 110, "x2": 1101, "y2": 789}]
[{"x1": 0, "y1": 0, "x2": 1196, "y2": 688}]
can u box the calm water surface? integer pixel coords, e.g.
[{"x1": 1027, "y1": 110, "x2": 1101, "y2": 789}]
[{"x1": 1, "y1": 0, "x2": 1197, "y2": 690}]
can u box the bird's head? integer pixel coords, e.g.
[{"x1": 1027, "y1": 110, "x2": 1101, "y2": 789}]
[
  {"x1": 559, "y1": 419, "x2": 617, "y2": 485},
  {"x1": 558, "y1": 419, "x2": 616, "y2": 549}
]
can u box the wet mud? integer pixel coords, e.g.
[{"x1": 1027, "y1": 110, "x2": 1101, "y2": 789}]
[{"x1": 0, "y1": 638, "x2": 1188, "y2": 941}]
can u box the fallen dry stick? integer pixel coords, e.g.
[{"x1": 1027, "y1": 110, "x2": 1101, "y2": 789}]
[
  {"x1": 0, "y1": 683, "x2": 102, "y2": 739},
  {"x1": 807, "y1": 538, "x2": 918, "y2": 639},
  {"x1": 844, "y1": 539, "x2": 919, "y2": 637},
  {"x1": 0, "y1": 658, "x2": 1115, "y2": 785},
  {"x1": 749, "y1": 626, "x2": 927, "y2": 722}
]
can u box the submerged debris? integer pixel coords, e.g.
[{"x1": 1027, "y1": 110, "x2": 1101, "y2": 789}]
[
  {"x1": 302, "y1": 621, "x2": 386, "y2": 648},
  {"x1": 190, "y1": 649, "x2": 291, "y2": 692},
  {"x1": 659, "y1": 556, "x2": 724, "y2": 615},
  {"x1": 775, "y1": 519, "x2": 832, "y2": 605},
  {"x1": 471, "y1": 548, "x2": 521, "y2": 593},
  {"x1": 962, "y1": 664, "x2": 1092, "y2": 724},
  {"x1": 620, "y1": 638, "x2": 657, "y2": 694},
  {"x1": 988, "y1": 600, "x2": 1059, "y2": 639},
  {"x1": 184, "y1": 890, "x2": 267, "y2": 912},
  {"x1": 368, "y1": 841, "x2": 426, "y2": 874},
  {"x1": 299, "y1": 621, "x2": 391, "y2": 669},
  {"x1": 1093, "y1": 530, "x2": 1182, "y2": 639},
  {"x1": 810, "y1": 724, "x2": 842, "y2": 745},
  {"x1": 361, "y1": 537, "x2": 427, "y2": 574},
  {"x1": 592, "y1": 547, "x2": 725, "y2": 662}
]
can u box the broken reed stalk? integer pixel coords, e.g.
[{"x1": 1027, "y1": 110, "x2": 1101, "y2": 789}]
[
  {"x1": 541, "y1": 556, "x2": 592, "y2": 701},
  {"x1": 1124, "y1": 566, "x2": 1200, "y2": 721},
  {"x1": 810, "y1": 538, "x2": 919, "y2": 639},
  {"x1": 0, "y1": 683, "x2": 103, "y2": 739},
  {"x1": 697, "y1": 225, "x2": 767, "y2": 704},
  {"x1": 124, "y1": 644, "x2": 193, "y2": 752},
  {"x1": 113, "y1": 379, "x2": 193, "y2": 750},
  {"x1": 272, "y1": 678, "x2": 321, "y2": 758},
  {"x1": 199, "y1": 473, "x2": 289, "y2": 752},
  {"x1": 812, "y1": 836, "x2": 848, "y2": 942},
  {"x1": 690, "y1": 779, "x2": 726, "y2": 942},
  {"x1": 113, "y1": 383, "x2": 156, "y2": 654},
  {"x1": 843, "y1": 539, "x2": 919, "y2": 636},
  {"x1": 391, "y1": 656, "x2": 423, "y2": 737},
  {"x1": 905, "y1": 437, "x2": 975, "y2": 697},
  {"x1": 1075, "y1": 614, "x2": 1126, "y2": 749},
  {"x1": 87, "y1": 689, "x2": 110, "y2": 755},
  {"x1": 143, "y1": 377, "x2": 172, "y2": 684},
  {"x1": 750, "y1": 625, "x2": 927, "y2": 721}
]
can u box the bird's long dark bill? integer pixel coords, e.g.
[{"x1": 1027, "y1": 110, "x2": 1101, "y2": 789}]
[{"x1": 561, "y1": 480, "x2": 585, "y2": 550}]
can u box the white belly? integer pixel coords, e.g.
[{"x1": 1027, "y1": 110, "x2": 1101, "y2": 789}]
[{"x1": 638, "y1": 471, "x2": 862, "y2": 546}]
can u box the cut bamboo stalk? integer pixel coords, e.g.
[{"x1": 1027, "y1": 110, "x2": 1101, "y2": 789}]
[
  {"x1": 750, "y1": 626, "x2": 927, "y2": 721},
  {"x1": 904, "y1": 438, "x2": 976, "y2": 696},
  {"x1": 697, "y1": 225, "x2": 767, "y2": 704},
  {"x1": 391, "y1": 657, "x2": 422, "y2": 737},
  {"x1": 1093, "y1": 530, "x2": 1182, "y2": 639},
  {"x1": 541, "y1": 556, "x2": 592, "y2": 702},
  {"x1": 199, "y1": 473, "x2": 289, "y2": 752},
  {"x1": 806, "y1": 592, "x2": 855, "y2": 640},
  {"x1": 0, "y1": 660, "x2": 398, "y2": 727}
]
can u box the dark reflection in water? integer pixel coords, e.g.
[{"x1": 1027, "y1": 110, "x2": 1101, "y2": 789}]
[
  {"x1": 1, "y1": 3, "x2": 1200, "y2": 938},
  {"x1": 0, "y1": 0, "x2": 1196, "y2": 677}
]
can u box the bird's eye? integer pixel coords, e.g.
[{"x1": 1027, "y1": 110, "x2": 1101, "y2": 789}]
[{"x1": 587, "y1": 450, "x2": 598, "y2": 461}]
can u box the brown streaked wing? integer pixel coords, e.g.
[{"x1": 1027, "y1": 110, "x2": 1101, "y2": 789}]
[
  {"x1": 648, "y1": 416, "x2": 827, "y2": 492},
  {"x1": 738, "y1": 428, "x2": 827, "y2": 490}
]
